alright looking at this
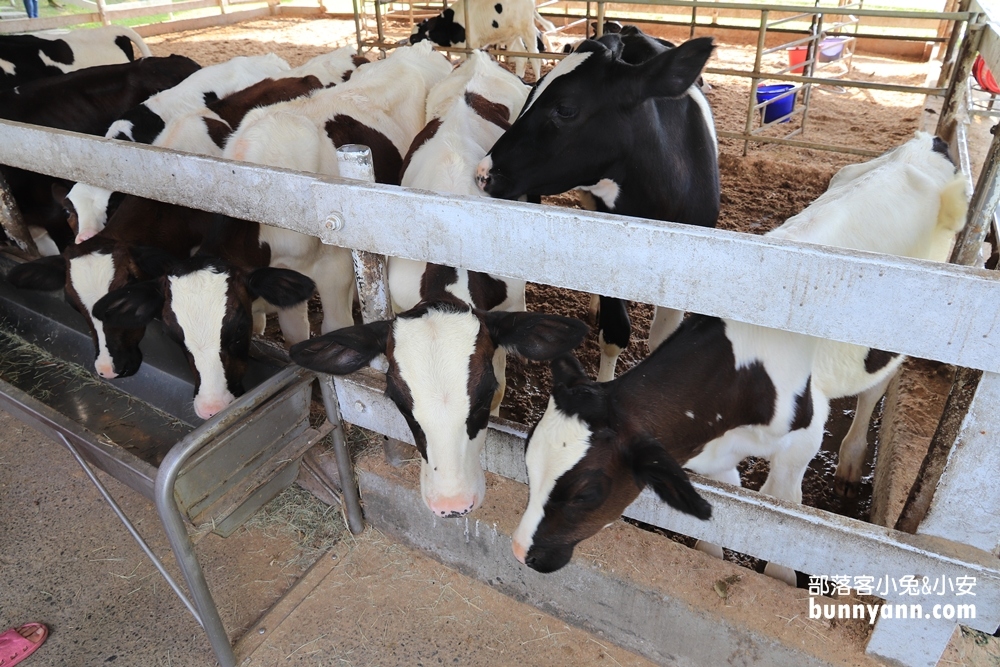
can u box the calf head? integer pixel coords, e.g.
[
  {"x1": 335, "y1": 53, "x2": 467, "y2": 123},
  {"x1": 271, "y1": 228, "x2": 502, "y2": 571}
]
[
  {"x1": 291, "y1": 301, "x2": 588, "y2": 517},
  {"x1": 6, "y1": 241, "x2": 173, "y2": 379},
  {"x1": 476, "y1": 35, "x2": 714, "y2": 208},
  {"x1": 512, "y1": 355, "x2": 711, "y2": 573},
  {"x1": 410, "y1": 8, "x2": 466, "y2": 48},
  {"x1": 94, "y1": 256, "x2": 315, "y2": 420}
]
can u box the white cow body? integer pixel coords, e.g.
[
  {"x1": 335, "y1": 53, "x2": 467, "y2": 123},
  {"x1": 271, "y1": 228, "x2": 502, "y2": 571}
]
[
  {"x1": 206, "y1": 42, "x2": 451, "y2": 386},
  {"x1": 156, "y1": 48, "x2": 367, "y2": 158},
  {"x1": 70, "y1": 54, "x2": 291, "y2": 242},
  {"x1": 511, "y1": 132, "x2": 969, "y2": 576},
  {"x1": 390, "y1": 51, "x2": 529, "y2": 312},
  {"x1": 23, "y1": 26, "x2": 151, "y2": 71}
]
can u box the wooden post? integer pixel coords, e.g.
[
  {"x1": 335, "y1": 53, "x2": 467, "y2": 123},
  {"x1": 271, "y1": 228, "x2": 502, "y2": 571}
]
[
  {"x1": 0, "y1": 171, "x2": 39, "y2": 258},
  {"x1": 936, "y1": 12, "x2": 984, "y2": 146},
  {"x1": 95, "y1": 0, "x2": 110, "y2": 25}
]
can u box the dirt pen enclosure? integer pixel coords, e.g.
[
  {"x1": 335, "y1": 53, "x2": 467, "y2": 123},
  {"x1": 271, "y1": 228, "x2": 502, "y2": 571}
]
[{"x1": 2, "y1": 1, "x2": 1000, "y2": 666}]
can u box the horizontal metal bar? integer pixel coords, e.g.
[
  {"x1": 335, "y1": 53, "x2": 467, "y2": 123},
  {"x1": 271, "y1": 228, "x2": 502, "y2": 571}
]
[
  {"x1": 572, "y1": 0, "x2": 971, "y2": 21},
  {"x1": 537, "y1": 11, "x2": 949, "y2": 42},
  {"x1": 1, "y1": 120, "x2": 997, "y2": 371},
  {"x1": 334, "y1": 369, "x2": 1000, "y2": 632},
  {"x1": 717, "y1": 129, "x2": 882, "y2": 156},
  {"x1": 703, "y1": 67, "x2": 947, "y2": 96}
]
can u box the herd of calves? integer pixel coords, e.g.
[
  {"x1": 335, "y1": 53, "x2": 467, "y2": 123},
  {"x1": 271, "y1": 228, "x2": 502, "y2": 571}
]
[{"x1": 0, "y1": 24, "x2": 968, "y2": 578}]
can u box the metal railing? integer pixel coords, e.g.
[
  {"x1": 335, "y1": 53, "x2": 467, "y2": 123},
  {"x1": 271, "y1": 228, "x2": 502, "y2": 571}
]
[{"x1": 360, "y1": 0, "x2": 977, "y2": 156}]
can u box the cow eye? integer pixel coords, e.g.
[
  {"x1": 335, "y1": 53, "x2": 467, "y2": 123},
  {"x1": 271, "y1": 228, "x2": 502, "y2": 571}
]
[{"x1": 553, "y1": 104, "x2": 578, "y2": 120}]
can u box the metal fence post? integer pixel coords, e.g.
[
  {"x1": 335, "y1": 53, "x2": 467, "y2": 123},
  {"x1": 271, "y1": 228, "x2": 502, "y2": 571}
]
[
  {"x1": 336, "y1": 145, "x2": 415, "y2": 468},
  {"x1": 936, "y1": 12, "x2": 985, "y2": 146}
]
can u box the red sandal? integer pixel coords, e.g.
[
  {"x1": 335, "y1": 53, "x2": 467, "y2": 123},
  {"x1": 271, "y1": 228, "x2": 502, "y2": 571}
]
[{"x1": 0, "y1": 624, "x2": 48, "y2": 666}]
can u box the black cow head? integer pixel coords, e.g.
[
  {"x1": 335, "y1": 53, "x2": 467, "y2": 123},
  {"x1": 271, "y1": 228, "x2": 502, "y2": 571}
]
[
  {"x1": 410, "y1": 8, "x2": 466, "y2": 47},
  {"x1": 476, "y1": 35, "x2": 716, "y2": 222}
]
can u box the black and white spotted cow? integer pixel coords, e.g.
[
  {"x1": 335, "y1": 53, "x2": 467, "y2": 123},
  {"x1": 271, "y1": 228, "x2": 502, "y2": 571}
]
[
  {"x1": 89, "y1": 44, "x2": 452, "y2": 420},
  {"x1": 0, "y1": 56, "x2": 200, "y2": 254},
  {"x1": 409, "y1": 0, "x2": 555, "y2": 79},
  {"x1": 509, "y1": 133, "x2": 968, "y2": 577},
  {"x1": 68, "y1": 53, "x2": 291, "y2": 243},
  {"x1": 292, "y1": 52, "x2": 558, "y2": 520},
  {"x1": 476, "y1": 29, "x2": 720, "y2": 382},
  {"x1": 0, "y1": 26, "x2": 152, "y2": 92}
]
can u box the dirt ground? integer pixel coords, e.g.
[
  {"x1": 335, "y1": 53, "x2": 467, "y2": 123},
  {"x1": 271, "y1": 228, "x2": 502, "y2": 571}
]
[{"x1": 142, "y1": 14, "x2": 950, "y2": 572}]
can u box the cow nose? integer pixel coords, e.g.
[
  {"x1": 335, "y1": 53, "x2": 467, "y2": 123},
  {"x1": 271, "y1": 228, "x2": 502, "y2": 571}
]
[
  {"x1": 427, "y1": 493, "x2": 478, "y2": 518},
  {"x1": 512, "y1": 540, "x2": 527, "y2": 564},
  {"x1": 475, "y1": 156, "x2": 493, "y2": 192},
  {"x1": 95, "y1": 357, "x2": 117, "y2": 379},
  {"x1": 194, "y1": 393, "x2": 235, "y2": 420}
]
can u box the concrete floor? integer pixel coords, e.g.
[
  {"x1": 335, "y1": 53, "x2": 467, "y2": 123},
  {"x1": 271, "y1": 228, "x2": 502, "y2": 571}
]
[{"x1": 0, "y1": 410, "x2": 656, "y2": 667}]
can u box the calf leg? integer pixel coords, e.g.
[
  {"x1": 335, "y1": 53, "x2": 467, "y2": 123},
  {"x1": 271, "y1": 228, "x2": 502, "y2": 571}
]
[
  {"x1": 596, "y1": 295, "x2": 629, "y2": 382},
  {"x1": 647, "y1": 306, "x2": 684, "y2": 352},
  {"x1": 315, "y1": 248, "x2": 357, "y2": 334},
  {"x1": 276, "y1": 302, "x2": 310, "y2": 346},
  {"x1": 587, "y1": 293, "x2": 600, "y2": 325},
  {"x1": 490, "y1": 346, "x2": 507, "y2": 416},
  {"x1": 834, "y1": 372, "x2": 894, "y2": 498},
  {"x1": 694, "y1": 467, "x2": 740, "y2": 561},
  {"x1": 760, "y1": 399, "x2": 830, "y2": 586}
]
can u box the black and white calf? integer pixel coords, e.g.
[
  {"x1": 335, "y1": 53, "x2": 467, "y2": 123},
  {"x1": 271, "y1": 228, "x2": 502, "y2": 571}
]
[
  {"x1": 6, "y1": 196, "x2": 214, "y2": 379},
  {"x1": 409, "y1": 0, "x2": 555, "y2": 79},
  {"x1": 157, "y1": 47, "x2": 369, "y2": 157},
  {"x1": 0, "y1": 56, "x2": 200, "y2": 254},
  {"x1": 68, "y1": 54, "x2": 291, "y2": 243},
  {"x1": 291, "y1": 53, "x2": 535, "y2": 518},
  {"x1": 510, "y1": 133, "x2": 967, "y2": 575},
  {"x1": 477, "y1": 29, "x2": 719, "y2": 381},
  {"x1": 0, "y1": 26, "x2": 151, "y2": 92},
  {"x1": 290, "y1": 266, "x2": 588, "y2": 518},
  {"x1": 94, "y1": 254, "x2": 315, "y2": 420}
]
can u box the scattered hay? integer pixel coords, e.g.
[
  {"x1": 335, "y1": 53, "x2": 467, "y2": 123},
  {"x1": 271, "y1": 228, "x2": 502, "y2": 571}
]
[{"x1": 243, "y1": 483, "x2": 348, "y2": 568}]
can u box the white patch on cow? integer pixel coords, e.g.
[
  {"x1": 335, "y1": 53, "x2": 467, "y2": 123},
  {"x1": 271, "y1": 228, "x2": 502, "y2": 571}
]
[
  {"x1": 106, "y1": 119, "x2": 135, "y2": 141},
  {"x1": 37, "y1": 50, "x2": 71, "y2": 72},
  {"x1": 687, "y1": 84, "x2": 717, "y2": 153},
  {"x1": 685, "y1": 410, "x2": 695, "y2": 419},
  {"x1": 444, "y1": 270, "x2": 474, "y2": 305},
  {"x1": 512, "y1": 396, "x2": 593, "y2": 556},
  {"x1": 67, "y1": 183, "x2": 113, "y2": 242},
  {"x1": 0, "y1": 58, "x2": 15, "y2": 76},
  {"x1": 68, "y1": 253, "x2": 116, "y2": 378},
  {"x1": 716, "y1": 413, "x2": 722, "y2": 421},
  {"x1": 393, "y1": 309, "x2": 486, "y2": 513},
  {"x1": 168, "y1": 269, "x2": 233, "y2": 419},
  {"x1": 524, "y1": 51, "x2": 592, "y2": 112},
  {"x1": 576, "y1": 178, "x2": 620, "y2": 210}
]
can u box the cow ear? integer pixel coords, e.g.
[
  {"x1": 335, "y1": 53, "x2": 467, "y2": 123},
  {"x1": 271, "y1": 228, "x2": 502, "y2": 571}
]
[
  {"x1": 289, "y1": 320, "x2": 391, "y2": 375},
  {"x1": 6, "y1": 256, "x2": 66, "y2": 291},
  {"x1": 93, "y1": 281, "x2": 164, "y2": 328},
  {"x1": 550, "y1": 353, "x2": 589, "y2": 387},
  {"x1": 629, "y1": 435, "x2": 711, "y2": 520},
  {"x1": 638, "y1": 36, "x2": 714, "y2": 99},
  {"x1": 51, "y1": 182, "x2": 70, "y2": 207},
  {"x1": 246, "y1": 267, "x2": 315, "y2": 307},
  {"x1": 128, "y1": 245, "x2": 176, "y2": 279},
  {"x1": 485, "y1": 312, "x2": 588, "y2": 360}
]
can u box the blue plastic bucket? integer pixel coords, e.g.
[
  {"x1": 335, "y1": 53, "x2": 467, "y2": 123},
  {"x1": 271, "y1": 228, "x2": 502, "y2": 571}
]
[{"x1": 756, "y1": 83, "x2": 796, "y2": 124}]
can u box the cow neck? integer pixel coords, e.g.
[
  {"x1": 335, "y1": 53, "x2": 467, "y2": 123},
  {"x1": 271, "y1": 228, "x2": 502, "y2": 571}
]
[
  {"x1": 595, "y1": 315, "x2": 776, "y2": 465},
  {"x1": 419, "y1": 264, "x2": 508, "y2": 312}
]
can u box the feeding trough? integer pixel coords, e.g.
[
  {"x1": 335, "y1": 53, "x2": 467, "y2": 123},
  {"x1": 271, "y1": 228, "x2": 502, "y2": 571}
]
[
  {"x1": 0, "y1": 250, "x2": 334, "y2": 666},
  {"x1": 756, "y1": 83, "x2": 797, "y2": 123}
]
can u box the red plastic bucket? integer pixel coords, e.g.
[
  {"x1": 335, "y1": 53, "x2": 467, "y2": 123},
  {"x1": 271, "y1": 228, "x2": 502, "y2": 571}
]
[
  {"x1": 973, "y1": 54, "x2": 1000, "y2": 95},
  {"x1": 788, "y1": 45, "x2": 808, "y2": 74}
]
